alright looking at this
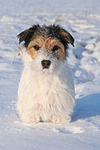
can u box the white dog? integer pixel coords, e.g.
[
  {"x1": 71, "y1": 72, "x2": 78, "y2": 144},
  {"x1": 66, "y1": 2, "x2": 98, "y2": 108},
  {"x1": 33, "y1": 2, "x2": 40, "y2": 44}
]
[{"x1": 17, "y1": 24, "x2": 75, "y2": 124}]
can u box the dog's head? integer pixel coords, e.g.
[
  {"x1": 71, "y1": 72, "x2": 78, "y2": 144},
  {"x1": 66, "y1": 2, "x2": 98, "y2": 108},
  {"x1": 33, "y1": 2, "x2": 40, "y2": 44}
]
[{"x1": 17, "y1": 24, "x2": 74, "y2": 74}]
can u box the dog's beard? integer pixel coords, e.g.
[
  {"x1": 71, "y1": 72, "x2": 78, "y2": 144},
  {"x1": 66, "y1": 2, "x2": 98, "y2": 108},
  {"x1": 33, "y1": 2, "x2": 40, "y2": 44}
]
[{"x1": 30, "y1": 52, "x2": 60, "y2": 75}]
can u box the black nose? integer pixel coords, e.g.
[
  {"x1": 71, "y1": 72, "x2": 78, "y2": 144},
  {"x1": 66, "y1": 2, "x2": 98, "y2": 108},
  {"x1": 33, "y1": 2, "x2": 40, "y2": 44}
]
[{"x1": 41, "y1": 60, "x2": 51, "y2": 69}]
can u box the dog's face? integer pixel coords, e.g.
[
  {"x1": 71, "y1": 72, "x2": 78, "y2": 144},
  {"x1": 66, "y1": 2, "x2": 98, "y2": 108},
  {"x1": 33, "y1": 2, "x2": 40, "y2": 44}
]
[{"x1": 17, "y1": 25, "x2": 74, "y2": 74}]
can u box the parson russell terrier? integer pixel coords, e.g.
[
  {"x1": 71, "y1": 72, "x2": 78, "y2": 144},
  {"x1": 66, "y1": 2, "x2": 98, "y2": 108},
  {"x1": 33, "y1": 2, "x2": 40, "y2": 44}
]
[{"x1": 17, "y1": 24, "x2": 75, "y2": 124}]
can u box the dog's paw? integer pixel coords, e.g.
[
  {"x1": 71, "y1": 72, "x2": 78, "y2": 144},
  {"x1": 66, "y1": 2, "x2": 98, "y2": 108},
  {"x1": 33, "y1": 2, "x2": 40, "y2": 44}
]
[
  {"x1": 21, "y1": 115, "x2": 40, "y2": 124},
  {"x1": 51, "y1": 115, "x2": 71, "y2": 124}
]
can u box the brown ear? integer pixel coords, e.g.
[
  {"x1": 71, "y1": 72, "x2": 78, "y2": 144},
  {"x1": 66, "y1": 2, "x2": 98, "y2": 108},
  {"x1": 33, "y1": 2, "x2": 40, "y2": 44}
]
[
  {"x1": 17, "y1": 29, "x2": 31, "y2": 44},
  {"x1": 17, "y1": 25, "x2": 40, "y2": 47},
  {"x1": 60, "y1": 29, "x2": 74, "y2": 47},
  {"x1": 17, "y1": 28, "x2": 35, "y2": 47}
]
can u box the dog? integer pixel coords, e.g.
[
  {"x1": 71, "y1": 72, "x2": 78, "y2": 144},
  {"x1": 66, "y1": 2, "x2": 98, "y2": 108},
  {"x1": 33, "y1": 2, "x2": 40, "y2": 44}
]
[{"x1": 17, "y1": 24, "x2": 75, "y2": 124}]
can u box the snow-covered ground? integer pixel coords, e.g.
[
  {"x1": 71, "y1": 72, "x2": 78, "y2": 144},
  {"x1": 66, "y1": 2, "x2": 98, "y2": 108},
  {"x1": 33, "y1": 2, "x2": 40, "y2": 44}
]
[{"x1": 0, "y1": 0, "x2": 100, "y2": 149}]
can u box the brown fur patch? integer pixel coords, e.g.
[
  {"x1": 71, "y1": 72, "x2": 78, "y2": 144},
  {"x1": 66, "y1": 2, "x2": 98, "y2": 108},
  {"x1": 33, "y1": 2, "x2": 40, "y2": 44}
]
[
  {"x1": 27, "y1": 36, "x2": 44, "y2": 60},
  {"x1": 27, "y1": 36, "x2": 65, "y2": 60},
  {"x1": 60, "y1": 30, "x2": 74, "y2": 47},
  {"x1": 45, "y1": 38, "x2": 65, "y2": 59}
]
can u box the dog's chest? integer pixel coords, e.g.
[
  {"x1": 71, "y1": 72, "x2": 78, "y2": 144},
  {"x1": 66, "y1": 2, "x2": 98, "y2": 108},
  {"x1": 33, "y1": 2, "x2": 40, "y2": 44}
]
[{"x1": 35, "y1": 74, "x2": 54, "y2": 99}]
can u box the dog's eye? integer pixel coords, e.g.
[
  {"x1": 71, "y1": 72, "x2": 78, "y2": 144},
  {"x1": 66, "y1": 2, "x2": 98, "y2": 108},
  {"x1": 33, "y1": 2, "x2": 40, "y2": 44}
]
[
  {"x1": 33, "y1": 45, "x2": 40, "y2": 51},
  {"x1": 52, "y1": 45, "x2": 59, "y2": 52}
]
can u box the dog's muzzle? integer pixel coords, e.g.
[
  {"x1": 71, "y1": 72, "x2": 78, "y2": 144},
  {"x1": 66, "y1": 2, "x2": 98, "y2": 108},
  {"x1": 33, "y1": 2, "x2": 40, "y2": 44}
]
[{"x1": 41, "y1": 60, "x2": 51, "y2": 69}]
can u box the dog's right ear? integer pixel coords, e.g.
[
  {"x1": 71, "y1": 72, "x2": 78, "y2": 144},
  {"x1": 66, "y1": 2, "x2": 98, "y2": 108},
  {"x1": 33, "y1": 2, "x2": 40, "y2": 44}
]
[
  {"x1": 17, "y1": 25, "x2": 40, "y2": 47},
  {"x1": 17, "y1": 28, "x2": 34, "y2": 47}
]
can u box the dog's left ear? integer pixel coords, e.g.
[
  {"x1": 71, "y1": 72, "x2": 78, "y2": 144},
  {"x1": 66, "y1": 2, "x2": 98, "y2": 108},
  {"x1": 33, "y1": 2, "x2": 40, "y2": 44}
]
[{"x1": 60, "y1": 28, "x2": 74, "y2": 47}]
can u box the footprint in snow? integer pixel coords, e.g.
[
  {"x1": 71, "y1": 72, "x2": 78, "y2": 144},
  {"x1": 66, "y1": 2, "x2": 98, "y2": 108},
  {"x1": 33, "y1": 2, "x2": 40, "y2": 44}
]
[{"x1": 52, "y1": 126, "x2": 84, "y2": 135}]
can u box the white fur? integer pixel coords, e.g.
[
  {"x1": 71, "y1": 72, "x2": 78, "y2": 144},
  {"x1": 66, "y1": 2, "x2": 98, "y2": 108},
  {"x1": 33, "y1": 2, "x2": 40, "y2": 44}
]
[{"x1": 17, "y1": 49, "x2": 75, "y2": 124}]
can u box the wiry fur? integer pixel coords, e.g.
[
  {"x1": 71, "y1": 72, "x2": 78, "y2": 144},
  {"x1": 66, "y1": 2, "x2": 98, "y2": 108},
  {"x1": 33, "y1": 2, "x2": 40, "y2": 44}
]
[{"x1": 17, "y1": 24, "x2": 75, "y2": 124}]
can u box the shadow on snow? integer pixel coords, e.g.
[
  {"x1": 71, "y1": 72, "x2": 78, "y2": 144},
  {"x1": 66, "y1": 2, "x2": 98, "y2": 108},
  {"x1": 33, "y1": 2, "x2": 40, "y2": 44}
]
[{"x1": 72, "y1": 93, "x2": 100, "y2": 122}]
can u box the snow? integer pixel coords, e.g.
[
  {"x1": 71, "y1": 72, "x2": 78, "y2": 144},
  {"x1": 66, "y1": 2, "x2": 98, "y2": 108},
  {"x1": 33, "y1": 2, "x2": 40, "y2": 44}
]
[{"x1": 0, "y1": 0, "x2": 100, "y2": 149}]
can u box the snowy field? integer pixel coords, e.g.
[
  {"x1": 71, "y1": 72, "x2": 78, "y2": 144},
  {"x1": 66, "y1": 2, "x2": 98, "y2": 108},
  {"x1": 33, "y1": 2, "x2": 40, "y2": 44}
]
[{"x1": 0, "y1": 0, "x2": 100, "y2": 149}]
